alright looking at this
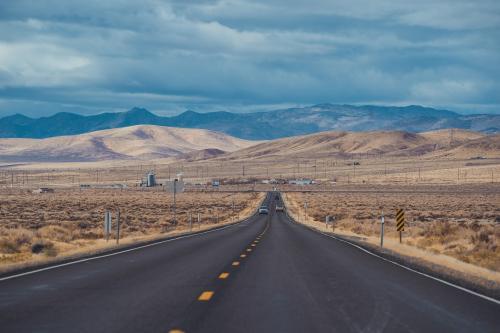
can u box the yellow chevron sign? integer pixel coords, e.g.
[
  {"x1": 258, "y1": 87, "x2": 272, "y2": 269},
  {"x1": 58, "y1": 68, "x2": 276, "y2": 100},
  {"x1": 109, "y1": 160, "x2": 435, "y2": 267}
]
[{"x1": 396, "y1": 209, "x2": 405, "y2": 231}]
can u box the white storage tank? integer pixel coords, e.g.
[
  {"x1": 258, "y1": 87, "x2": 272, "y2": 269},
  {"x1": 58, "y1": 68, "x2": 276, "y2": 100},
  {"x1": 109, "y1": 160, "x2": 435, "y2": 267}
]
[{"x1": 147, "y1": 172, "x2": 156, "y2": 187}]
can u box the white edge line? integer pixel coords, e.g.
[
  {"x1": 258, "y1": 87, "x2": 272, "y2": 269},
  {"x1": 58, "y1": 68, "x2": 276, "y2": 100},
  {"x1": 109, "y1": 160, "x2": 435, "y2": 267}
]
[
  {"x1": 297, "y1": 220, "x2": 500, "y2": 305},
  {"x1": 281, "y1": 193, "x2": 500, "y2": 306},
  {"x1": 0, "y1": 216, "x2": 254, "y2": 283}
]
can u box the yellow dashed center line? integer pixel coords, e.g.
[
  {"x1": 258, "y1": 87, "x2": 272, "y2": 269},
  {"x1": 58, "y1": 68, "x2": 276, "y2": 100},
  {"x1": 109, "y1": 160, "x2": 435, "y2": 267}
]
[
  {"x1": 251, "y1": 244, "x2": 256, "y2": 247},
  {"x1": 232, "y1": 261, "x2": 240, "y2": 266},
  {"x1": 246, "y1": 249, "x2": 252, "y2": 252},
  {"x1": 240, "y1": 254, "x2": 247, "y2": 258},
  {"x1": 219, "y1": 272, "x2": 230, "y2": 279},
  {"x1": 198, "y1": 291, "x2": 214, "y2": 301},
  {"x1": 169, "y1": 329, "x2": 185, "y2": 333}
]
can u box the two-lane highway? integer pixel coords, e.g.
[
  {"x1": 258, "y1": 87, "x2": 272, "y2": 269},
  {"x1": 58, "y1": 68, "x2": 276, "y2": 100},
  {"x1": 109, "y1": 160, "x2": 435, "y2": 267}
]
[{"x1": 0, "y1": 192, "x2": 498, "y2": 332}]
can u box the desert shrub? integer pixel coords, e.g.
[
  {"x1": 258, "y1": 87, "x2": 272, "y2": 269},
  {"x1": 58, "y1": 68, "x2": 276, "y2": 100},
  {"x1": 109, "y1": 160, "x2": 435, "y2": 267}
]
[
  {"x1": 0, "y1": 239, "x2": 20, "y2": 253},
  {"x1": 31, "y1": 241, "x2": 57, "y2": 256},
  {"x1": 471, "y1": 229, "x2": 494, "y2": 245},
  {"x1": 38, "y1": 225, "x2": 73, "y2": 242},
  {"x1": 77, "y1": 221, "x2": 91, "y2": 229},
  {"x1": 12, "y1": 230, "x2": 33, "y2": 246}
]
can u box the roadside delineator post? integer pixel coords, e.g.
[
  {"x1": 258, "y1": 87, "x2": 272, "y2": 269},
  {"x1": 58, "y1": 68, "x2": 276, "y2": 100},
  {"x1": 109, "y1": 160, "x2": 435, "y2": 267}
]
[
  {"x1": 396, "y1": 208, "x2": 405, "y2": 243},
  {"x1": 116, "y1": 209, "x2": 120, "y2": 244},
  {"x1": 189, "y1": 211, "x2": 193, "y2": 232},
  {"x1": 232, "y1": 199, "x2": 235, "y2": 222},
  {"x1": 380, "y1": 211, "x2": 384, "y2": 248},
  {"x1": 304, "y1": 201, "x2": 308, "y2": 223}
]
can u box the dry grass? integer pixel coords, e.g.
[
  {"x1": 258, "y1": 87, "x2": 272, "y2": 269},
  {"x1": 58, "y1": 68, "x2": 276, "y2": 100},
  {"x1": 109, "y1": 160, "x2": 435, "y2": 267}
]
[
  {"x1": 0, "y1": 188, "x2": 264, "y2": 270},
  {"x1": 283, "y1": 186, "x2": 500, "y2": 279}
]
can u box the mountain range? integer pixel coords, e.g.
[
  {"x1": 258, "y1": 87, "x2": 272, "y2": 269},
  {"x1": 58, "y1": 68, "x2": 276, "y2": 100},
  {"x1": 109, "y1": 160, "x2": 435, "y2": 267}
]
[{"x1": 0, "y1": 104, "x2": 499, "y2": 140}]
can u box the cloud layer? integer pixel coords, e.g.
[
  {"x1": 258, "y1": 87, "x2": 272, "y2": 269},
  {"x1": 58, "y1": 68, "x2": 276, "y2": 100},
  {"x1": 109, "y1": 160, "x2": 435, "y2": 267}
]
[{"x1": 0, "y1": 0, "x2": 499, "y2": 116}]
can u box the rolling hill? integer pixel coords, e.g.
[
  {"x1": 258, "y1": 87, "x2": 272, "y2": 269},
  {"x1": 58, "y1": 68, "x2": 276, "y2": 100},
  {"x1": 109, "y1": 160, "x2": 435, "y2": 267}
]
[
  {"x1": 1, "y1": 104, "x2": 498, "y2": 140},
  {"x1": 219, "y1": 129, "x2": 500, "y2": 161},
  {"x1": 0, "y1": 125, "x2": 257, "y2": 162}
]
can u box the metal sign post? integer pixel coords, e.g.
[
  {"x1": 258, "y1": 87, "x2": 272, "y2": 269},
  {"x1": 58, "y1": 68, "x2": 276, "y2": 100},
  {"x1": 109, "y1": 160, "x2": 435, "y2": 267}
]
[
  {"x1": 189, "y1": 211, "x2": 192, "y2": 232},
  {"x1": 165, "y1": 179, "x2": 184, "y2": 226},
  {"x1": 198, "y1": 212, "x2": 201, "y2": 228},
  {"x1": 104, "y1": 210, "x2": 111, "y2": 242}
]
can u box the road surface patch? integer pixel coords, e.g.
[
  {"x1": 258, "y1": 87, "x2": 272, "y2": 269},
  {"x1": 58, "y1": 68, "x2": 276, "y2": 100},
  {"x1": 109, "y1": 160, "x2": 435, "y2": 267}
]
[{"x1": 198, "y1": 291, "x2": 214, "y2": 301}]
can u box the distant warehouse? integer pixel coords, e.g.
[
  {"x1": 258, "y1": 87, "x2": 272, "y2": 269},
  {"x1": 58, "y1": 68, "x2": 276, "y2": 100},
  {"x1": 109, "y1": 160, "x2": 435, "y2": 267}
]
[
  {"x1": 32, "y1": 187, "x2": 55, "y2": 194},
  {"x1": 288, "y1": 179, "x2": 314, "y2": 185}
]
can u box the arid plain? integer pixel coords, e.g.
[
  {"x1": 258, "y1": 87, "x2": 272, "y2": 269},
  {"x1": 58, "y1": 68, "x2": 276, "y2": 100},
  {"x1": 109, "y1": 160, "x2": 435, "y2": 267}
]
[{"x1": 0, "y1": 126, "x2": 499, "y2": 291}]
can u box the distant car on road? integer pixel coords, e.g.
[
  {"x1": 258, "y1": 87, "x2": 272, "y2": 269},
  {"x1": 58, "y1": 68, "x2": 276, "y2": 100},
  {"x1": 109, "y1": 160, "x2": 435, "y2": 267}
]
[
  {"x1": 258, "y1": 206, "x2": 269, "y2": 214},
  {"x1": 276, "y1": 205, "x2": 284, "y2": 212}
]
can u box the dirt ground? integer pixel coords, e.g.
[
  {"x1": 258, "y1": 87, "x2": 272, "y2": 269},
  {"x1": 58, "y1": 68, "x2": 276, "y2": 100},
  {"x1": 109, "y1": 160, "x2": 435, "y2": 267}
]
[
  {"x1": 283, "y1": 185, "x2": 500, "y2": 274},
  {"x1": 0, "y1": 188, "x2": 264, "y2": 270},
  {"x1": 1, "y1": 156, "x2": 499, "y2": 188}
]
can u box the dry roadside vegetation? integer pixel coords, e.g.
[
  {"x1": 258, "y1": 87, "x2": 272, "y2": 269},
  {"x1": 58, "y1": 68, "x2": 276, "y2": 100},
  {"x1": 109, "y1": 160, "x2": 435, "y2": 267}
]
[
  {"x1": 0, "y1": 188, "x2": 264, "y2": 271},
  {"x1": 284, "y1": 186, "x2": 500, "y2": 276}
]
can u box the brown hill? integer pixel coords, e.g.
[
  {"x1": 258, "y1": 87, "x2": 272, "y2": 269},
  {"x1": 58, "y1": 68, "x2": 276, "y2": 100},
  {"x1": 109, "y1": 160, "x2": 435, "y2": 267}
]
[
  {"x1": 0, "y1": 125, "x2": 257, "y2": 162},
  {"x1": 219, "y1": 130, "x2": 498, "y2": 161}
]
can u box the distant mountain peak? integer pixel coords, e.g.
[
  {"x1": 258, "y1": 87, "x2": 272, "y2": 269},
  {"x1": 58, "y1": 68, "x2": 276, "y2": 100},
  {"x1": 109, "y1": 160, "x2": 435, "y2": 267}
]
[{"x1": 125, "y1": 107, "x2": 155, "y2": 116}]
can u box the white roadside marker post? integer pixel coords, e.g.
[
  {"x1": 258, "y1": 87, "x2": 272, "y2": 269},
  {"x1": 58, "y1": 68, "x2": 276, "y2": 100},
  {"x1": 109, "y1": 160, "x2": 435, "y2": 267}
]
[
  {"x1": 380, "y1": 211, "x2": 385, "y2": 248},
  {"x1": 116, "y1": 209, "x2": 120, "y2": 245},
  {"x1": 189, "y1": 211, "x2": 192, "y2": 232},
  {"x1": 304, "y1": 201, "x2": 308, "y2": 223}
]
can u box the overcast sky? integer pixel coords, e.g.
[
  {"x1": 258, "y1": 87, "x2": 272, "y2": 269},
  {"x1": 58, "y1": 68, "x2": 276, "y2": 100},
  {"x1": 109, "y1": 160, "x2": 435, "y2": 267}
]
[{"x1": 0, "y1": 0, "x2": 499, "y2": 117}]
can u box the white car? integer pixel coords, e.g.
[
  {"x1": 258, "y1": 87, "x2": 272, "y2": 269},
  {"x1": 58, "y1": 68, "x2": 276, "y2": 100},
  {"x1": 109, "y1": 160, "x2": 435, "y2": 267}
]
[{"x1": 258, "y1": 206, "x2": 269, "y2": 214}]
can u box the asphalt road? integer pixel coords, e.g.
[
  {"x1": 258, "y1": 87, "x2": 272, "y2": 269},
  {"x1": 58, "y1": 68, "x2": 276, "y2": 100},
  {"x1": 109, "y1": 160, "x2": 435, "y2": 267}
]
[{"x1": 0, "y1": 192, "x2": 498, "y2": 332}]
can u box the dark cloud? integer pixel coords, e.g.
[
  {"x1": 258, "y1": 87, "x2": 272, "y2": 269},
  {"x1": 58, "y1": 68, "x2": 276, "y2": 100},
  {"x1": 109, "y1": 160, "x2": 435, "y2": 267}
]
[{"x1": 0, "y1": 0, "x2": 499, "y2": 116}]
